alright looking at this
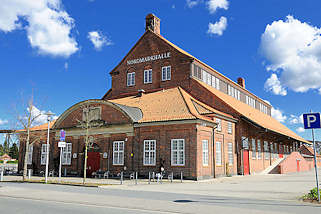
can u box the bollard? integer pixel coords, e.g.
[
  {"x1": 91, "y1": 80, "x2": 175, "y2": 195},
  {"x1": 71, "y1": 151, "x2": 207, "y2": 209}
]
[
  {"x1": 148, "y1": 172, "x2": 151, "y2": 184},
  {"x1": 0, "y1": 170, "x2": 3, "y2": 182},
  {"x1": 28, "y1": 169, "x2": 32, "y2": 180},
  {"x1": 120, "y1": 171, "x2": 123, "y2": 185},
  {"x1": 180, "y1": 171, "x2": 183, "y2": 183},
  {"x1": 135, "y1": 172, "x2": 138, "y2": 185},
  {"x1": 152, "y1": 172, "x2": 155, "y2": 182},
  {"x1": 171, "y1": 172, "x2": 173, "y2": 183},
  {"x1": 64, "y1": 168, "x2": 67, "y2": 177}
]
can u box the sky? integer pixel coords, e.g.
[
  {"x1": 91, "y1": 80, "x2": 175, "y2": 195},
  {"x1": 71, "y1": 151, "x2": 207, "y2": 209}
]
[{"x1": 0, "y1": 0, "x2": 321, "y2": 143}]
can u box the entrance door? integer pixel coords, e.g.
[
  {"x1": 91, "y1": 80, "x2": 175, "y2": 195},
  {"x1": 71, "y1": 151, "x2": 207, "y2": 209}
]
[
  {"x1": 243, "y1": 150, "x2": 250, "y2": 175},
  {"x1": 279, "y1": 145, "x2": 283, "y2": 158},
  {"x1": 297, "y1": 160, "x2": 300, "y2": 172},
  {"x1": 87, "y1": 152, "x2": 100, "y2": 177}
]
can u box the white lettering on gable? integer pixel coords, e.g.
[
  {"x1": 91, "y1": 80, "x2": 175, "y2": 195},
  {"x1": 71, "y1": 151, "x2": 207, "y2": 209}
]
[{"x1": 127, "y1": 52, "x2": 171, "y2": 65}]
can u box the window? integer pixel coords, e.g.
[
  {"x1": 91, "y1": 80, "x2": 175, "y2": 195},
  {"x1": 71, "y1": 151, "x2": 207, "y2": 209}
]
[
  {"x1": 127, "y1": 72, "x2": 135, "y2": 86},
  {"x1": 259, "y1": 103, "x2": 268, "y2": 114},
  {"x1": 191, "y1": 64, "x2": 220, "y2": 90},
  {"x1": 62, "y1": 143, "x2": 72, "y2": 165},
  {"x1": 162, "y1": 66, "x2": 171, "y2": 81},
  {"x1": 228, "y1": 85, "x2": 241, "y2": 100},
  {"x1": 144, "y1": 69, "x2": 152, "y2": 84},
  {"x1": 257, "y1": 140, "x2": 262, "y2": 159},
  {"x1": 264, "y1": 141, "x2": 269, "y2": 160},
  {"x1": 113, "y1": 141, "x2": 124, "y2": 165},
  {"x1": 270, "y1": 143, "x2": 274, "y2": 159},
  {"x1": 144, "y1": 140, "x2": 156, "y2": 165},
  {"x1": 202, "y1": 140, "x2": 209, "y2": 166},
  {"x1": 251, "y1": 139, "x2": 256, "y2": 159},
  {"x1": 216, "y1": 118, "x2": 222, "y2": 132},
  {"x1": 216, "y1": 142, "x2": 222, "y2": 165},
  {"x1": 227, "y1": 122, "x2": 232, "y2": 134},
  {"x1": 27, "y1": 144, "x2": 33, "y2": 165},
  {"x1": 228, "y1": 142, "x2": 233, "y2": 166},
  {"x1": 41, "y1": 144, "x2": 48, "y2": 165},
  {"x1": 274, "y1": 143, "x2": 278, "y2": 159},
  {"x1": 171, "y1": 139, "x2": 185, "y2": 166},
  {"x1": 246, "y1": 95, "x2": 256, "y2": 108}
]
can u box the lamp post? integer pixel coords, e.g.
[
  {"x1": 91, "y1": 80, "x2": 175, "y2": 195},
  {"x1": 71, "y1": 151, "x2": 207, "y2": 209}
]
[{"x1": 44, "y1": 111, "x2": 54, "y2": 184}]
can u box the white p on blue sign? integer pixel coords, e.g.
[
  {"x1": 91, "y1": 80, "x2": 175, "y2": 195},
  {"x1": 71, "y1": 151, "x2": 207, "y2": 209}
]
[{"x1": 303, "y1": 113, "x2": 321, "y2": 129}]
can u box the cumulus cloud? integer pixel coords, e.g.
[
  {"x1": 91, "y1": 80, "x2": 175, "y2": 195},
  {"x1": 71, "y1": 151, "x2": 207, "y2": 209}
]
[
  {"x1": 264, "y1": 73, "x2": 287, "y2": 96},
  {"x1": 88, "y1": 31, "x2": 112, "y2": 51},
  {"x1": 26, "y1": 105, "x2": 58, "y2": 127},
  {"x1": 186, "y1": 0, "x2": 200, "y2": 8},
  {"x1": 0, "y1": 119, "x2": 8, "y2": 126},
  {"x1": 207, "y1": 0, "x2": 229, "y2": 14},
  {"x1": 0, "y1": 0, "x2": 78, "y2": 57},
  {"x1": 289, "y1": 114, "x2": 303, "y2": 124},
  {"x1": 261, "y1": 15, "x2": 321, "y2": 95},
  {"x1": 296, "y1": 127, "x2": 305, "y2": 133},
  {"x1": 207, "y1": 16, "x2": 227, "y2": 36},
  {"x1": 271, "y1": 107, "x2": 287, "y2": 123}
]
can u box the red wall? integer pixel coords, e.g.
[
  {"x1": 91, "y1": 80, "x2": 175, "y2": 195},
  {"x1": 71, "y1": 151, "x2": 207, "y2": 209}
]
[{"x1": 279, "y1": 152, "x2": 313, "y2": 174}]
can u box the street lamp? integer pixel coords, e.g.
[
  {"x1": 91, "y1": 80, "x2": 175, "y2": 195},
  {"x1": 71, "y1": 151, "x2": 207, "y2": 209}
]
[{"x1": 44, "y1": 111, "x2": 54, "y2": 184}]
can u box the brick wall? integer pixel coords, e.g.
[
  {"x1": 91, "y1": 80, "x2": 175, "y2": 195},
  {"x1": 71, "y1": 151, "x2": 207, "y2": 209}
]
[{"x1": 279, "y1": 152, "x2": 313, "y2": 174}]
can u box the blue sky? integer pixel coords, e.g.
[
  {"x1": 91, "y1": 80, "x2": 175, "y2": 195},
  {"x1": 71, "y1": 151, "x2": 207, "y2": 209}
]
[{"x1": 0, "y1": 0, "x2": 321, "y2": 142}]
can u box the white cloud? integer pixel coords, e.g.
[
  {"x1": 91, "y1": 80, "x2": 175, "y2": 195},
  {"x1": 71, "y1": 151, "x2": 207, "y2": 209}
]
[
  {"x1": 207, "y1": 0, "x2": 229, "y2": 14},
  {"x1": 271, "y1": 107, "x2": 287, "y2": 123},
  {"x1": 264, "y1": 73, "x2": 287, "y2": 96},
  {"x1": 26, "y1": 105, "x2": 58, "y2": 127},
  {"x1": 289, "y1": 114, "x2": 303, "y2": 124},
  {"x1": 186, "y1": 0, "x2": 200, "y2": 8},
  {"x1": 88, "y1": 31, "x2": 112, "y2": 51},
  {"x1": 207, "y1": 16, "x2": 227, "y2": 36},
  {"x1": 261, "y1": 15, "x2": 321, "y2": 95},
  {"x1": 0, "y1": 119, "x2": 8, "y2": 126},
  {"x1": 0, "y1": 0, "x2": 78, "y2": 57},
  {"x1": 296, "y1": 127, "x2": 305, "y2": 133}
]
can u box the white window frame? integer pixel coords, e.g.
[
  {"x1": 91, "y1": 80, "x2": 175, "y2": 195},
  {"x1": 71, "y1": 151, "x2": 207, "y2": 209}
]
[
  {"x1": 246, "y1": 95, "x2": 256, "y2": 108},
  {"x1": 264, "y1": 141, "x2": 269, "y2": 160},
  {"x1": 162, "y1": 66, "x2": 171, "y2": 81},
  {"x1": 171, "y1": 139, "x2": 185, "y2": 166},
  {"x1": 113, "y1": 141, "x2": 124, "y2": 165},
  {"x1": 41, "y1": 144, "x2": 48, "y2": 165},
  {"x1": 202, "y1": 140, "x2": 209, "y2": 166},
  {"x1": 216, "y1": 141, "x2": 222, "y2": 166},
  {"x1": 251, "y1": 139, "x2": 256, "y2": 159},
  {"x1": 227, "y1": 122, "x2": 232, "y2": 134},
  {"x1": 257, "y1": 140, "x2": 262, "y2": 159},
  {"x1": 144, "y1": 69, "x2": 152, "y2": 84},
  {"x1": 216, "y1": 118, "x2": 222, "y2": 132},
  {"x1": 127, "y1": 72, "x2": 135, "y2": 86},
  {"x1": 27, "y1": 144, "x2": 33, "y2": 165},
  {"x1": 143, "y1": 140, "x2": 156, "y2": 166},
  {"x1": 62, "y1": 143, "x2": 72, "y2": 165},
  {"x1": 228, "y1": 142, "x2": 233, "y2": 166}
]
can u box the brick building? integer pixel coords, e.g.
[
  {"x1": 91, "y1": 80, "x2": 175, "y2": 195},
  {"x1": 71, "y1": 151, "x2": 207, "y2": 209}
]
[{"x1": 18, "y1": 14, "x2": 309, "y2": 179}]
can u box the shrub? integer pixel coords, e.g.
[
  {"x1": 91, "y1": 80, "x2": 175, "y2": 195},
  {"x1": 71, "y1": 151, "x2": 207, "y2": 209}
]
[
  {"x1": 7, "y1": 160, "x2": 18, "y2": 164},
  {"x1": 0, "y1": 160, "x2": 3, "y2": 164},
  {"x1": 303, "y1": 187, "x2": 320, "y2": 201}
]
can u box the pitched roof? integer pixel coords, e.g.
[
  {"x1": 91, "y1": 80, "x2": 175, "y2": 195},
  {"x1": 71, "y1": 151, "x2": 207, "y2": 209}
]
[
  {"x1": 300, "y1": 144, "x2": 321, "y2": 157},
  {"x1": 194, "y1": 78, "x2": 309, "y2": 144},
  {"x1": 155, "y1": 32, "x2": 271, "y2": 108},
  {"x1": 17, "y1": 120, "x2": 57, "y2": 132},
  {"x1": 110, "y1": 87, "x2": 234, "y2": 124}
]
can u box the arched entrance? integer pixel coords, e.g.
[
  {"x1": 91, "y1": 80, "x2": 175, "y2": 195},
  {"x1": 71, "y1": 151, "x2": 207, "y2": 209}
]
[{"x1": 86, "y1": 140, "x2": 101, "y2": 177}]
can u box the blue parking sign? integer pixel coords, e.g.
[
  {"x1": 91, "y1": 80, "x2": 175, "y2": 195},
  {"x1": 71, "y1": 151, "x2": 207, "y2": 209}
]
[{"x1": 303, "y1": 113, "x2": 321, "y2": 129}]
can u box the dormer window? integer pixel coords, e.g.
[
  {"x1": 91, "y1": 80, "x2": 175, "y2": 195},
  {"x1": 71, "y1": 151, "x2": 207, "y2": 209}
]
[{"x1": 162, "y1": 66, "x2": 171, "y2": 81}]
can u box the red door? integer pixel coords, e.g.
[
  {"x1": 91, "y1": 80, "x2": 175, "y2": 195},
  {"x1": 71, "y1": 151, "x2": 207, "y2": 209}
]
[
  {"x1": 243, "y1": 150, "x2": 250, "y2": 175},
  {"x1": 279, "y1": 145, "x2": 283, "y2": 158},
  {"x1": 297, "y1": 160, "x2": 300, "y2": 172},
  {"x1": 87, "y1": 152, "x2": 100, "y2": 177}
]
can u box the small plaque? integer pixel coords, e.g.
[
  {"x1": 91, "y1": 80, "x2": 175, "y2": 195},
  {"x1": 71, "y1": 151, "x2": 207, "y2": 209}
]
[
  {"x1": 58, "y1": 141, "x2": 66, "y2": 148},
  {"x1": 73, "y1": 153, "x2": 77, "y2": 159},
  {"x1": 103, "y1": 152, "x2": 108, "y2": 159}
]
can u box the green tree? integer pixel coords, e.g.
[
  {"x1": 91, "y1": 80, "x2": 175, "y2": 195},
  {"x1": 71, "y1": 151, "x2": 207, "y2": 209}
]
[
  {"x1": 3, "y1": 138, "x2": 10, "y2": 154},
  {"x1": 9, "y1": 143, "x2": 19, "y2": 159},
  {"x1": 0, "y1": 144, "x2": 4, "y2": 156}
]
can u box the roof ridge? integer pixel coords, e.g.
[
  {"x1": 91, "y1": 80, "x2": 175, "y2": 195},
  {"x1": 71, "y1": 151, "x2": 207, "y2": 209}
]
[{"x1": 177, "y1": 87, "x2": 197, "y2": 120}]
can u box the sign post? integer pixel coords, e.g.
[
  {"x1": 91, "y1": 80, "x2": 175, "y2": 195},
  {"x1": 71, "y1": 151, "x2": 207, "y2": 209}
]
[
  {"x1": 303, "y1": 112, "x2": 321, "y2": 202},
  {"x1": 58, "y1": 130, "x2": 66, "y2": 183}
]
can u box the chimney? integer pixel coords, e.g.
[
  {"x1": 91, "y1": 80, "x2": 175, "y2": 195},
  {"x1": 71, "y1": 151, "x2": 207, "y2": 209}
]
[
  {"x1": 145, "y1": 13, "x2": 160, "y2": 35},
  {"x1": 237, "y1": 77, "x2": 245, "y2": 88}
]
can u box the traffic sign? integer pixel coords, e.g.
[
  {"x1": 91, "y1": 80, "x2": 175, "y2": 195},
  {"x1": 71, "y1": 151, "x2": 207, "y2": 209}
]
[
  {"x1": 60, "y1": 129, "x2": 66, "y2": 142},
  {"x1": 303, "y1": 113, "x2": 321, "y2": 129},
  {"x1": 58, "y1": 141, "x2": 66, "y2": 148}
]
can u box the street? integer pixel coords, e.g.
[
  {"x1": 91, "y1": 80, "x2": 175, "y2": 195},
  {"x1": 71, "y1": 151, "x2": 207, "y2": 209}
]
[{"x1": 1, "y1": 170, "x2": 321, "y2": 213}]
